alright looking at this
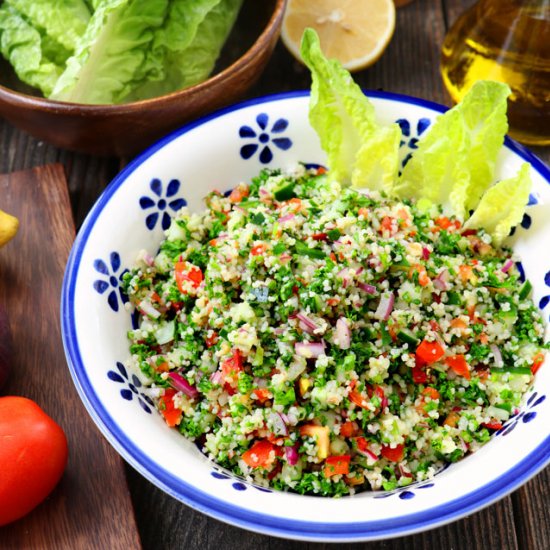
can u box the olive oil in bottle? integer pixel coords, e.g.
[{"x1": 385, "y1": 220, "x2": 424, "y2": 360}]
[{"x1": 441, "y1": 0, "x2": 550, "y2": 145}]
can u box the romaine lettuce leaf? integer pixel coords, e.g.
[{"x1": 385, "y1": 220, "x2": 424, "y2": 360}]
[
  {"x1": 50, "y1": 0, "x2": 169, "y2": 104},
  {"x1": 300, "y1": 27, "x2": 400, "y2": 191},
  {"x1": 127, "y1": 0, "x2": 242, "y2": 101},
  {"x1": 394, "y1": 80, "x2": 511, "y2": 219},
  {"x1": 0, "y1": 4, "x2": 64, "y2": 95},
  {"x1": 5, "y1": 0, "x2": 91, "y2": 52},
  {"x1": 463, "y1": 163, "x2": 532, "y2": 246}
]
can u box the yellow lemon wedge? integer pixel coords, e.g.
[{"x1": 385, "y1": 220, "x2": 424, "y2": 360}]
[
  {"x1": 0, "y1": 209, "x2": 19, "y2": 247},
  {"x1": 282, "y1": 0, "x2": 396, "y2": 72}
]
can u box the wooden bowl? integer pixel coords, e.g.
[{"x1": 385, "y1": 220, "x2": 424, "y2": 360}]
[{"x1": 0, "y1": 0, "x2": 286, "y2": 157}]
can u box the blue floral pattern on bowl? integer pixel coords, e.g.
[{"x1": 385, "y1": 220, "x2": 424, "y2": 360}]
[
  {"x1": 93, "y1": 252, "x2": 128, "y2": 312},
  {"x1": 397, "y1": 117, "x2": 431, "y2": 167},
  {"x1": 497, "y1": 392, "x2": 546, "y2": 437},
  {"x1": 210, "y1": 469, "x2": 272, "y2": 493},
  {"x1": 239, "y1": 113, "x2": 292, "y2": 164},
  {"x1": 140, "y1": 178, "x2": 187, "y2": 231},
  {"x1": 107, "y1": 361, "x2": 154, "y2": 414},
  {"x1": 538, "y1": 270, "x2": 550, "y2": 317}
]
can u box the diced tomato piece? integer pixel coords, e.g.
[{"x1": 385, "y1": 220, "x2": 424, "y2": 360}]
[
  {"x1": 323, "y1": 455, "x2": 350, "y2": 478},
  {"x1": 358, "y1": 207, "x2": 369, "y2": 218},
  {"x1": 412, "y1": 364, "x2": 428, "y2": 384},
  {"x1": 252, "y1": 388, "x2": 271, "y2": 404},
  {"x1": 380, "y1": 216, "x2": 395, "y2": 234},
  {"x1": 355, "y1": 436, "x2": 369, "y2": 454},
  {"x1": 329, "y1": 252, "x2": 337, "y2": 263},
  {"x1": 327, "y1": 297, "x2": 340, "y2": 306},
  {"x1": 434, "y1": 216, "x2": 461, "y2": 231},
  {"x1": 221, "y1": 350, "x2": 243, "y2": 387},
  {"x1": 459, "y1": 264, "x2": 474, "y2": 283},
  {"x1": 380, "y1": 444, "x2": 405, "y2": 463},
  {"x1": 311, "y1": 232, "x2": 328, "y2": 241},
  {"x1": 228, "y1": 184, "x2": 249, "y2": 203},
  {"x1": 339, "y1": 421, "x2": 356, "y2": 438},
  {"x1": 531, "y1": 352, "x2": 545, "y2": 375},
  {"x1": 175, "y1": 261, "x2": 203, "y2": 293},
  {"x1": 316, "y1": 166, "x2": 327, "y2": 175},
  {"x1": 416, "y1": 339, "x2": 445, "y2": 364},
  {"x1": 205, "y1": 332, "x2": 219, "y2": 348},
  {"x1": 251, "y1": 242, "x2": 268, "y2": 256},
  {"x1": 422, "y1": 387, "x2": 440, "y2": 401},
  {"x1": 159, "y1": 389, "x2": 181, "y2": 427},
  {"x1": 450, "y1": 318, "x2": 468, "y2": 331},
  {"x1": 445, "y1": 354, "x2": 471, "y2": 380},
  {"x1": 408, "y1": 264, "x2": 430, "y2": 286},
  {"x1": 483, "y1": 421, "x2": 503, "y2": 431},
  {"x1": 444, "y1": 411, "x2": 460, "y2": 428},
  {"x1": 242, "y1": 440, "x2": 277, "y2": 469}
]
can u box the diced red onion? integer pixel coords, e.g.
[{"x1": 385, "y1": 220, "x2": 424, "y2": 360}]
[
  {"x1": 355, "y1": 267, "x2": 364, "y2": 275},
  {"x1": 259, "y1": 187, "x2": 270, "y2": 197},
  {"x1": 168, "y1": 372, "x2": 199, "y2": 398},
  {"x1": 422, "y1": 247, "x2": 431, "y2": 261},
  {"x1": 337, "y1": 268, "x2": 351, "y2": 288},
  {"x1": 490, "y1": 344, "x2": 503, "y2": 368},
  {"x1": 288, "y1": 311, "x2": 299, "y2": 320},
  {"x1": 335, "y1": 317, "x2": 351, "y2": 350},
  {"x1": 295, "y1": 341, "x2": 325, "y2": 358},
  {"x1": 273, "y1": 327, "x2": 285, "y2": 335},
  {"x1": 501, "y1": 259, "x2": 514, "y2": 273},
  {"x1": 381, "y1": 396, "x2": 389, "y2": 410},
  {"x1": 358, "y1": 282, "x2": 377, "y2": 294},
  {"x1": 297, "y1": 312, "x2": 318, "y2": 334},
  {"x1": 374, "y1": 292, "x2": 394, "y2": 321},
  {"x1": 433, "y1": 268, "x2": 450, "y2": 291},
  {"x1": 138, "y1": 299, "x2": 160, "y2": 319},
  {"x1": 278, "y1": 213, "x2": 295, "y2": 224},
  {"x1": 270, "y1": 412, "x2": 288, "y2": 436},
  {"x1": 143, "y1": 252, "x2": 155, "y2": 266},
  {"x1": 365, "y1": 449, "x2": 378, "y2": 462},
  {"x1": 399, "y1": 464, "x2": 414, "y2": 478},
  {"x1": 210, "y1": 371, "x2": 223, "y2": 385},
  {"x1": 285, "y1": 445, "x2": 299, "y2": 466}
]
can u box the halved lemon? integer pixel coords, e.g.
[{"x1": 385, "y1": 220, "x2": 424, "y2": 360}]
[{"x1": 281, "y1": 0, "x2": 396, "y2": 72}]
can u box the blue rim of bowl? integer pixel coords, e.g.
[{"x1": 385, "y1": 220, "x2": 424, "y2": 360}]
[{"x1": 61, "y1": 90, "x2": 550, "y2": 542}]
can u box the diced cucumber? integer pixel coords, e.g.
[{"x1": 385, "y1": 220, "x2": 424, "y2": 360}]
[
  {"x1": 274, "y1": 181, "x2": 296, "y2": 201},
  {"x1": 519, "y1": 280, "x2": 532, "y2": 300},
  {"x1": 397, "y1": 329, "x2": 420, "y2": 346}
]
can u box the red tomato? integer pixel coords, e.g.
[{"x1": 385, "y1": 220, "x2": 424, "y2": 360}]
[
  {"x1": 323, "y1": 455, "x2": 350, "y2": 477},
  {"x1": 445, "y1": 354, "x2": 471, "y2": 380},
  {"x1": 175, "y1": 261, "x2": 203, "y2": 294},
  {"x1": 242, "y1": 440, "x2": 277, "y2": 469},
  {"x1": 380, "y1": 444, "x2": 405, "y2": 463},
  {"x1": 0, "y1": 397, "x2": 68, "y2": 526},
  {"x1": 158, "y1": 389, "x2": 181, "y2": 427},
  {"x1": 415, "y1": 339, "x2": 445, "y2": 364}
]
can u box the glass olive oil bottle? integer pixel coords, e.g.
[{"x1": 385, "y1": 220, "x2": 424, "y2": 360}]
[{"x1": 441, "y1": 0, "x2": 550, "y2": 145}]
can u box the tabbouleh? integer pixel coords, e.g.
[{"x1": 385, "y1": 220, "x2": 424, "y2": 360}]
[{"x1": 122, "y1": 165, "x2": 547, "y2": 497}]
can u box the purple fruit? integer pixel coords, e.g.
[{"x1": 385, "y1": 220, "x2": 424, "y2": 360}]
[{"x1": 0, "y1": 305, "x2": 12, "y2": 390}]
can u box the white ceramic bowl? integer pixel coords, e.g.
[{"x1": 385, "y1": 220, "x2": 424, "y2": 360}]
[{"x1": 61, "y1": 91, "x2": 550, "y2": 542}]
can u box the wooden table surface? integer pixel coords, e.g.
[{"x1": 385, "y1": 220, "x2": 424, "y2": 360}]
[{"x1": 1, "y1": 1, "x2": 548, "y2": 548}]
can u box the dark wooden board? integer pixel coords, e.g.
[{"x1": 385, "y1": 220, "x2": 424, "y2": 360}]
[{"x1": 0, "y1": 164, "x2": 141, "y2": 549}]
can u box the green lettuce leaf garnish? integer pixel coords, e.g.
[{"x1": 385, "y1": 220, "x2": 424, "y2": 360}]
[
  {"x1": 300, "y1": 27, "x2": 400, "y2": 192},
  {"x1": 300, "y1": 28, "x2": 531, "y2": 245},
  {"x1": 394, "y1": 80, "x2": 511, "y2": 219},
  {"x1": 127, "y1": 0, "x2": 242, "y2": 102},
  {"x1": 50, "y1": 0, "x2": 169, "y2": 104},
  {"x1": 463, "y1": 163, "x2": 532, "y2": 246},
  {"x1": 0, "y1": 4, "x2": 65, "y2": 96},
  {"x1": 5, "y1": 0, "x2": 91, "y2": 52}
]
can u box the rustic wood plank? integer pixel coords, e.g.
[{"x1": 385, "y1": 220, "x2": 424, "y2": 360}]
[{"x1": 0, "y1": 165, "x2": 141, "y2": 549}]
